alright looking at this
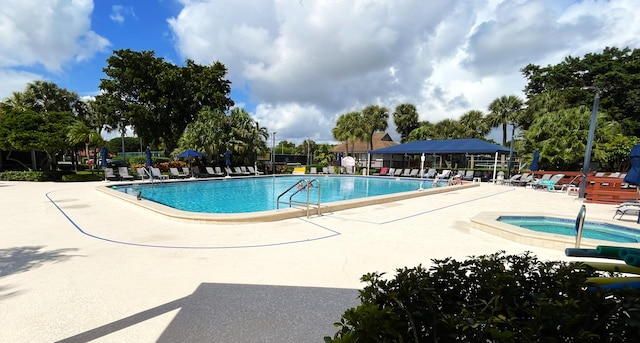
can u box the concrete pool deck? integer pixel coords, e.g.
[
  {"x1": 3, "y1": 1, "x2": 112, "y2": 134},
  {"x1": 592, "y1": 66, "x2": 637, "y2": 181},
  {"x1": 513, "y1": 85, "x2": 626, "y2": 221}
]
[{"x1": 1, "y1": 180, "x2": 639, "y2": 342}]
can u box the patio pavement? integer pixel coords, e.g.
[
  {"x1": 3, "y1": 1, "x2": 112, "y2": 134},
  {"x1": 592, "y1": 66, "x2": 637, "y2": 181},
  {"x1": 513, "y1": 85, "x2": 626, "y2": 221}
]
[{"x1": 0, "y1": 180, "x2": 637, "y2": 342}]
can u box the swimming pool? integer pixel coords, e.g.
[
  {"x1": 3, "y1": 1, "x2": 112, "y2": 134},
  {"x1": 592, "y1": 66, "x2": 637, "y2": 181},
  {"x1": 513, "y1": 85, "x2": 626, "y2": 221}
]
[
  {"x1": 104, "y1": 176, "x2": 458, "y2": 221},
  {"x1": 498, "y1": 216, "x2": 640, "y2": 243}
]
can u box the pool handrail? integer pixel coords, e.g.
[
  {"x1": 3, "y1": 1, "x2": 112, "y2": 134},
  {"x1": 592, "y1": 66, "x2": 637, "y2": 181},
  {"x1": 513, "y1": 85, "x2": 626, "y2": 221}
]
[
  {"x1": 575, "y1": 204, "x2": 586, "y2": 248},
  {"x1": 276, "y1": 178, "x2": 322, "y2": 218}
]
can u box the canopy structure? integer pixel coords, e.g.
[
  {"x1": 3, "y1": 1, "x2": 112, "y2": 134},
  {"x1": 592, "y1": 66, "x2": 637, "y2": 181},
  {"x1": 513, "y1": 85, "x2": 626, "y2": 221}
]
[{"x1": 369, "y1": 138, "x2": 511, "y2": 155}]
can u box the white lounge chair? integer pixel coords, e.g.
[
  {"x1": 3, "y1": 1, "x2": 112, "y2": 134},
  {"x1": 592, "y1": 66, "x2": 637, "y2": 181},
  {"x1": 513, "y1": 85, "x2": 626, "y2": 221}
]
[
  {"x1": 247, "y1": 166, "x2": 264, "y2": 175},
  {"x1": 170, "y1": 167, "x2": 188, "y2": 179},
  {"x1": 136, "y1": 167, "x2": 152, "y2": 180},
  {"x1": 613, "y1": 203, "x2": 640, "y2": 223},
  {"x1": 206, "y1": 166, "x2": 224, "y2": 177},
  {"x1": 151, "y1": 167, "x2": 168, "y2": 180},
  {"x1": 118, "y1": 167, "x2": 134, "y2": 181}
]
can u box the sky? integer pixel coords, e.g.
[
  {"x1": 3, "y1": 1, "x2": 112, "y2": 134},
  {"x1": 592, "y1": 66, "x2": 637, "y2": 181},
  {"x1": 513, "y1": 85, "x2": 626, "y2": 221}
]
[{"x1": 1, "y1": 0, "x2": 639, "y2": 144}]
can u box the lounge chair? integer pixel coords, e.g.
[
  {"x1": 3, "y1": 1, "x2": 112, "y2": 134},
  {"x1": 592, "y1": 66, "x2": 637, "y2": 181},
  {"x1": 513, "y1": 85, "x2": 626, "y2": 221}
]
[
  {"x1": 328, "y1": 167, "x2": 336, "y2": 174},
  {"x1": 235, "y1": 167, "x2": 250, "y2": 176},
  {"x1": 503, "y1": 173, "x2": 522, "y2": 186},
  {"x1": 537, "y1": 173, "x2": 565, "y2": 191},
  {"x1": 170, "y1": 167, "x2": 188, "y2": 179},
  {"x1": 225, "y1": 166, "x2": 240, "y2": 176},
  {"x1": 118, "y1": 167, "x2": 134, "y2": 181},
  {"x1": 409, "y1": 169, "x2": 419, "y2": 177},
  {"x1": 104, "y1": 167, "x2": 120, "y2": 181},
  {"x1": 376, "y1": 167, "x2": 389, "y2": 176},
  {"x1": 247, "y1": 166, "x2": 264, "y2": 175},
  {"x1": 136, "y1": 167, "x2": 152, "y2": 180},
  {"x1": 400, "y1": 169, "x2": 412, "y2": 177},
  {"x1": 292, "y1": 167, "x2": 306, "y2": 175},
  {"x1": 182, "y1": 167, "x2": 191, "y2": 177},
  {"x1": 425, "y1": 168, "x2": 436, "y2": 179},
  {"x1": 613, "y1": 203, "x2": 640, "y2": 223},
  {"x1": 309, "y1": 167, "x2": 318, "y2": 174},
  {"x1": 206, "y1": 166, "x2": 225, "y2": 177},
  {"x1": 435, "y1": 170, "x2": 451, "y2": 180},
  {"x1": 192, "y1": 166, "x2": 201, "y2": 178},
  {"x1": 493, "y1": 171, "x2": 505, "y2": 185},
  {"x1": 513, "y1": 173, "x2": 533, "y2": 186},
  {"x1": 393, "y1": 168, "x2": 403, "y2": 177},
  {"x1": 387, "y1": 168, "x2": 396, "y2": 176},
  {"x1": 151, "y1": 167, "x2": 168, "y2": 180},
  {"x1": 322, "y1": 167, "x2": 329, "y2": 174},
  {"x1": 528, "y1": 174, "x2": 552, "y2": 188},
  {"x1": 214, "y1": 167, "x2": 226, "y2": 176},
  {"x1": 461, "y1": 170, "x2": 475, "y2": 181}
]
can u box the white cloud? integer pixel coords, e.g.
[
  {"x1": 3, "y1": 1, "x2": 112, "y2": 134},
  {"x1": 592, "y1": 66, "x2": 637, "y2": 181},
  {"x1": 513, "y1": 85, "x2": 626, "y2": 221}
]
[
  {"x1": 0, "y1": 0, "x2": 110, "y2": 72},
  {"x1": 0, "y1": 69, "x2": 43, "y2": 100},
  {"x1": 110, "y1": 5, "x2": 137, "y2": 24}
]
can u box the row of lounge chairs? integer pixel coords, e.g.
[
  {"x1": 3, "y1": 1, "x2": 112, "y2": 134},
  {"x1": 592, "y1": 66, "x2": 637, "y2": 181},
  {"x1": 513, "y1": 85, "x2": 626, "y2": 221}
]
[{"x1": 104, "y1": 165, "x2": 265, "y2": 181}]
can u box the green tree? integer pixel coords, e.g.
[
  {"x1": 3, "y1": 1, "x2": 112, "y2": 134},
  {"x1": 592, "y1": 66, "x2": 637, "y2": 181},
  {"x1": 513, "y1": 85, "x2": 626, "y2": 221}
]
[
  {"x1": 486, "y1": 95, "x2": 524, "y2": 146},
  {"x1": 0, "y1": 110, "x2": 75, "y2": 170},
  {"x1": 393, "y1": 103, "x2": 419, "y2": 143},
  {"x1": 96, "y1": 49, "x2": 234, "y2": 154},
  {"x1": 361, "y1": 105, "x2": 389, "y2": 150},
  {"x1": 522, "y1": 106, "x2": 625, "y2": 170},
  {"x1": 407, "y1": 121, "x2": 435, "y2": 141},
  {"x1": 522, "y1": 46, "x2": 640, "y2": 136},
  {"x1": 458, "y1": 110, "x2": 489, "y2": 138},
  {"x1": 313, "y1": 143, "x2": 335, "y2": 166},
  {"x1": 333, "y1": 111, "x2": 364, "y2": 156},
  {"x1": 67, "y1": 121, "x2": 102, "y2": 170}
]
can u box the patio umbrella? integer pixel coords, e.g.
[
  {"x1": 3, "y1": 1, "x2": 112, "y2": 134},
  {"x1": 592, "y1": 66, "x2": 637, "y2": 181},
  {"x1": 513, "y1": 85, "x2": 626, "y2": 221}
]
[
  {"x1": 624, "y1": 143, "x2": 640, "y2": 186},
  {"x1": 100, "y1": 146, "x2": 108, "y2": 181},
  {"x1": 145, "y1": 147, "x2": 152, "y2": 167},
  {"x1": 337, "y1": 152, "x2": 342, "y2": 166},
  {"x1": 530, "y1": 149, "x2": 540, "y2": 180},
  {"x1": 177, "y1": 149, "x2": 206, "y2": 158},
  {"x1": 178, "y1": 149, "x2": 206, "y2": 177},
  {"x1": 225, "y1": 149, "x2": 231, "y2": 166}
]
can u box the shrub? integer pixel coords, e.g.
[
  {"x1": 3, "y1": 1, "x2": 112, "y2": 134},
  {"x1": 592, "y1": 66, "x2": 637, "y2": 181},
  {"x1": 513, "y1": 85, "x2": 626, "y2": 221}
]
[{"x1": 326, "y1": 251, "x2": 640, "y2": 342}]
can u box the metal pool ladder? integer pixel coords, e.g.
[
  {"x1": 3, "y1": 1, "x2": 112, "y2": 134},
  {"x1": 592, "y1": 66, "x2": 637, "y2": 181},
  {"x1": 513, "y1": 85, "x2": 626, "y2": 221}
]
[{"x1": 276, "y1": 179, "x2": 321, "y2": 218}]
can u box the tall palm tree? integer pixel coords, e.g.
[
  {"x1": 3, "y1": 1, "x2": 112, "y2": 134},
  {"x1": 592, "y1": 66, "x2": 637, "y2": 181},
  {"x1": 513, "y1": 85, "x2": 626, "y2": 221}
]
[
  {"x1": 485, "y1": 95, "x2": 524, "y2": 146},
  {"x1": 459, "y1": 110, "x2": 489, "y2": 138},
  {"x1": 361, "y1": 105, "x2": 389, "y2": 150},
  {"x1": 393, "y1": 103, "x2": 419, "y2": 143},
  {"x1": 333, "y1": 111, "x2": 363, "y2": 156},
  {"x1": 67, "y1": 121, "x2": 102, "y2": 170}
]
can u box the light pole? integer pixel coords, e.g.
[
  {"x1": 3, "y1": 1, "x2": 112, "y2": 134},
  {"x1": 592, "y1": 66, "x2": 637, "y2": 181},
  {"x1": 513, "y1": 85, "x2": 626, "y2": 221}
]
[
  {"x1": 578, "y1": 87, "x2": 601, "y2": 199},
  {"x1": 272, "y1": 132, "x2": 276, "y2": 175},
  {"x1": 120, "y1": 118, "x2": 126, "y2": 162},
  {"x1": 507, "y1": 121, "x2": 516, "y2": 176}
]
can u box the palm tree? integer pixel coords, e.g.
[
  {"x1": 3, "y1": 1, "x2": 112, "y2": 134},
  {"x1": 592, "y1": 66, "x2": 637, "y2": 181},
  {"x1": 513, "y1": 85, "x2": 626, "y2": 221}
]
[
  {"x1": 361, "y1": 105, "x2": 389, "y2": 150},
  {"x1": 333, "y1": 111, "x2": 363, "y2": 156},
  {"x1": 459, "y1": 110, "x2": 489, "y2": 138},
  {"x1": 67, "y1": 121, "x2": 102, "y2": 170},
  {"x1": 393, "y1": 103, "x2": 419, "y2": 143},
  {"x1": 407, "y1": 121, "x2": 435, "y2": 141},
  {"x1": 485, "y1": 95, "x2": 524, "y2": 146}
]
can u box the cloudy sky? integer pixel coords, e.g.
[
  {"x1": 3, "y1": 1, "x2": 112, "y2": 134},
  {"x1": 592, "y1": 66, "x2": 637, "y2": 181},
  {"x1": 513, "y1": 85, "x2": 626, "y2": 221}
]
[{"x1": 1, "y1": 0, "x2": 639, "y2": 144}]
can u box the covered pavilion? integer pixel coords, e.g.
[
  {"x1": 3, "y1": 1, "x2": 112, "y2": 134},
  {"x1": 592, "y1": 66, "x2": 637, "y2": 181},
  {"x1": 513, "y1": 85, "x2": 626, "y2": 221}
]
[{"x1": 368, "y1": 138, "x2": 513, "y2": 171}]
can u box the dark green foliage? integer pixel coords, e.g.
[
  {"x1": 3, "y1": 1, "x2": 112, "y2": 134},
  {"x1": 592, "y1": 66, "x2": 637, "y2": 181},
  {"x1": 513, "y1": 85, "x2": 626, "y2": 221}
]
[{"x1": 327, "y1": 252, "x2": 640, "y2": 342}]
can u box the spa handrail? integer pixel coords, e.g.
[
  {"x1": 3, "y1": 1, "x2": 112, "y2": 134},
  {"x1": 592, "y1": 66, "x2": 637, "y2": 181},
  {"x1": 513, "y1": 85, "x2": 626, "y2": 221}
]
[{"x1": 276, "y1": 179, "x2": 321, "y2": 218}]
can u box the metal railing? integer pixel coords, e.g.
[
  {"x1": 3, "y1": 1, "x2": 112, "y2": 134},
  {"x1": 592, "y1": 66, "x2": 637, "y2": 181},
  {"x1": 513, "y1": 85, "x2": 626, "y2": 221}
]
[{"x1": 276, "y1": 179, "x2": 321, "y2": 218}]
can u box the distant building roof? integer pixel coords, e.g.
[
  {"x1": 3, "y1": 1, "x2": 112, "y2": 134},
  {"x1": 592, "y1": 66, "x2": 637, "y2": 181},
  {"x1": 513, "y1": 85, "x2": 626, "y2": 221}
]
[
  {"x1": 369, "y1": 138, "x2": 511, "y2": 154},
  {"x1": 332, "y1": 132, "x2": 397, "y2": 154}
]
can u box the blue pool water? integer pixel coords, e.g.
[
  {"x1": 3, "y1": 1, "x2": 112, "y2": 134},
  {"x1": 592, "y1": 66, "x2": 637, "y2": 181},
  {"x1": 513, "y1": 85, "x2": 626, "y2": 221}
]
[
  {"x1": 112, "y1": 176, "x2": 438, "y2": 213},
  {"x1": 498, "y1": 216, "x2": 640, "y2": 243}
]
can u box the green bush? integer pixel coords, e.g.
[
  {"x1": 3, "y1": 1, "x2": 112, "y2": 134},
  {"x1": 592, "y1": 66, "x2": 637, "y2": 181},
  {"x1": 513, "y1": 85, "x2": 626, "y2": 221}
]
[
  {"x1": 0, "y1": 171, "x2": 69, "y2": 181},
  {"x1": 61, "y1": 173, "x2": 103, "y2": 182},
  {"x1": 326, "y1": 252, "x2": 640, "y2": 342}
]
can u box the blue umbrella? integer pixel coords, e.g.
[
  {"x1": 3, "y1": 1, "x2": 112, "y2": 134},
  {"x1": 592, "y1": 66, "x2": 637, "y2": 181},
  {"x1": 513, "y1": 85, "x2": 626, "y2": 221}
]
[
  {"x1": 225, "y1": 149, "x2": 231, "y2": 166},
  {"x1": 337, "y1": 152, "x2": 342, "y2": 166},
  {"x1": 145, "y1": 147, "x2": 152, "y2": 167},
  {"x1": 177, "y1": 149, "x2": 206, "y2": 158},
  {"x1": 530, "y1": 149, "x2": 540, "y2": 172},
  {"x1": 623, "y1": 143, "x2": 640, "y2": 185},
  {"x1": 100, "y1": 146, "x2": 108, "y2": 168}
]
